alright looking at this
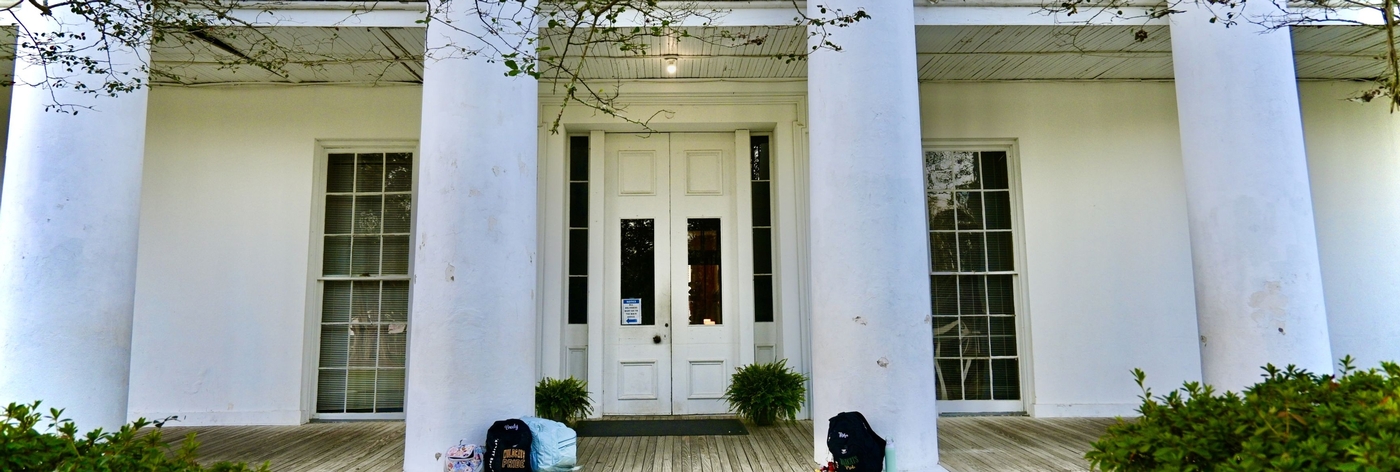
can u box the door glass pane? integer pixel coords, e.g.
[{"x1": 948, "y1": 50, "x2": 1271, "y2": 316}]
[
  {"x1": 620, "y1": 219, "x2": 655, "y2": 325},
  {"x1": 687, "y1": 218, "x2": 722, "y2": 325}
]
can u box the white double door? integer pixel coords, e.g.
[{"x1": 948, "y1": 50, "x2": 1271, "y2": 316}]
[{"x1": 602, "y1": 132, "x2": 743, "y2": 415}]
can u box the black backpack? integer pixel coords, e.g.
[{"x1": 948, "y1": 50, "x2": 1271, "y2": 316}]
[
  {"x1": 826, "y1": 411, "x2": 885, "y2": 472},
  {"x1": 485, "y1": 418, "x2": 533, "y2": 472}
]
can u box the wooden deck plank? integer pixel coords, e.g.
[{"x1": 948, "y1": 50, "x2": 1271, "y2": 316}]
[
  {"x1": 659, "y1": 435, "x2": 674, "y2": 472},
  {"x1": 151, "y1": 416, "x2": 1113, "y2": 472}
]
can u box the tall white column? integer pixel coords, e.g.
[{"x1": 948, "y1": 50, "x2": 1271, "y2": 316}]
[
  {"x1": 807, "y1": 2, "x2": 943, "y2": 470},
  {"x1": 403, "y1": 3, "x2": 538, "y2": 471},
  {"x1": 1170, "y1": 7, "x2": 1333, "y2": 391},
  {"x1": 0, "y1": 10, "x2": 150, "y2": 431}
]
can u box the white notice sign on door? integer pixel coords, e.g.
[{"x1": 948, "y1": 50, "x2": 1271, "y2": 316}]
[{"x1": 622, "y1": 298, "x2": 643, "y2": 325}]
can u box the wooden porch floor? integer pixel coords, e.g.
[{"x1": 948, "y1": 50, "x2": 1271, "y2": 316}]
[{"x1": 158, "y1": 417, "x2": 1115, "y2": 472}]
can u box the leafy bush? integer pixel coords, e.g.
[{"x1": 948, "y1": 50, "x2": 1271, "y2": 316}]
[
  {"x1": 1, "y1": 401, "x2": 269, "y2": 472},
  {"x1": 535, "y1": 377, "x2": 593, "y2": 425},
  {"x1": 1086, "y1": 356, "x2": 1400, "y2": 471},
  {"x1": 723, "y1": 359, "x2": 808, "y2": 426}
]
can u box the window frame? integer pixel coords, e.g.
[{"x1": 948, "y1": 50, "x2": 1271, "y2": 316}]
[
  {"x1": 923, "y1": 139, "x2": 1033, "y2": 414},
  {"x1": 304, "y1": 140, "x2": 419, "y2": 421}
]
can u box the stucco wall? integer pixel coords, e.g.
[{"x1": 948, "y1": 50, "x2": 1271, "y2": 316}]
[
  {"x1": 920, "y1": 81, "x2": 1204, "y2": 416},
  {"x1": 129, "y1": 85, "x2": 422, "y2": 424},
  {"x1": 121, "y1": 80, "x2": 1400, "y2": 424},
  {"x1": 1300, "y1": 81, "x2": 1400, "y2": 370}
]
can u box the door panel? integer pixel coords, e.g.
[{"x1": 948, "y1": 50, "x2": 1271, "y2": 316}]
[
  {"x1": 602, "y1": 132, "x2": 738, "y2": 415},
  {"x1": 603, "y1": 134, "x2": 672, "y2": 415},
  {"x1": 668, "y1": 133, "x2": 738, "y2": 415}
]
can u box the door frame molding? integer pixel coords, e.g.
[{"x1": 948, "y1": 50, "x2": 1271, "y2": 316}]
[{"x1": 536, "y1": 83, "x2": 811, "y2": 418}]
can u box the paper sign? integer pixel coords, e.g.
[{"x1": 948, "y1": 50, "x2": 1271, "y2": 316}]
[{"x1": 622, "y1": 298, "x2": 643, "y2": 325}]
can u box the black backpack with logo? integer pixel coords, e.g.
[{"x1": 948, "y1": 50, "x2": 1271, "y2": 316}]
[
  {"x1": 826, "y1": 411, "x2": 885, "y2": 472},
  {"x1": 485, "y1": 418, "x2": 533, "y2": 472}
]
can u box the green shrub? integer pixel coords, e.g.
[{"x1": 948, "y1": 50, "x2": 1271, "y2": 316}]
[
  {"x1": 723, "y1": 359, "x2": 808, "y2": 426},
  {"x1": 535, "y1": 377, "x2": 593, "y2": 425},
  {"x1": 1, "y1": 401, "x2": 269, "y2": 472},
  {"x1": 1086, "y1": 356, "x2": 1400, "y2": 471}
]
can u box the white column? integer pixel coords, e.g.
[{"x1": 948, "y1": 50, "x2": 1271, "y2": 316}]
[
  {"x1": 0, "y1": 10, "x2": 150, "y2": 431},
  {"x1": 403, "y1": 3, "x2": 538, "y2": 471},
  {"x1": 1170, "y1": 7, "x2": 1333, "y2": 391},
  {"x1": 807, "y1": 2, "x2": 943, "y2": 471}
]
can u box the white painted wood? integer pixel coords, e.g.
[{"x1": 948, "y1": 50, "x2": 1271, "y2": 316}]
[
  {"x1": 668, "y1": 132, "x2": 739, "y2": 415},
  {"x1": 540, "y1": 131, "x2": 566, "y2": 381},
  {"x1": 139, "y1": 23, "x2": 1393, "y2": 85},
  {"x1": 601, "y1": 132, "x2": 741, "y2": 416},
  {"x1": 684, "y1": 151, "x2": 725, "y2": 195},
  {"x1": 807, "y1": 1, "x2": 945, "y2": 470},
  {"x1": 734, "y1": 130, "x2": 757, "y2": 369},
  {"x1": 603, "y1": 133, "x2": 674, "y2": 415},
  {"x1": 1170, "y1": 5, "x2": 1334, "y2": 391},
  {"x1": 773, "y1": 121, "x2": 807, "y2": 381},
  {"x1": 402, "y1": 2, "x2": 538, "y2": 470},
  {"x1": 0, "y1": 7, "x2": 150, "y2": 432},
  {"x1": 586, "y1": 130, "x2": 607, "y2": 419},
  {"x1": 567, "y1": 347, "x2": 588, "y2": 380}
]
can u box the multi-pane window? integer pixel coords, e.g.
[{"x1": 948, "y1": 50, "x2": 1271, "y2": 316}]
[
  {"x1": 568, "y1": 136, "x2": 589, "y2": 324},
  {"x1": 750, "y1": 136, "x2": 775, "y2": 323},
  {"x1": 925, "y1": 150, "x2": 1020, "y2": 401},
  {"x1": 317, "y1": 152, "x2": 413, "y2": 414}
]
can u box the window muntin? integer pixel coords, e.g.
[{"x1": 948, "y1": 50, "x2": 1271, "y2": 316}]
[
  {"x1": 926, "y1": 150, "x2": 1020, "y2": 401},
  {"x1": 317, "y1": 152, "x2": 413, "y2": 414},
  {"x1": 750, "y1": 135, "x2": 775, "y2": 323},
  {"x1": 567, "y1": 136, "x2": 590, "y2": 324}
]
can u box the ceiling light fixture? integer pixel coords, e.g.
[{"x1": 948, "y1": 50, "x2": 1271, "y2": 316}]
[{"x1": 664, "y1": 56, "x2": 678, "y2": 75}]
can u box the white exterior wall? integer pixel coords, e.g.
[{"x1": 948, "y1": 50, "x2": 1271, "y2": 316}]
[
  {"x1": 1301, "y1": 81, "x2": 1400, "y2": 369},
  {"x1": 112, "y1": 80, "x2": 1400, "y2": 425},
  {"x1": 128, "y1": 86, "x2": 422, "y2": 425},
  {"x1": 920, "y1": 81, "x2": 1203, "y2": 416}
]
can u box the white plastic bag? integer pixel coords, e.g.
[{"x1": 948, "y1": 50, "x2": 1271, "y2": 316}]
[
  {"x1": 520, "y1": 417, "x2": 578, "y2": 472},
  {"x1": 444, "y1": 441, "x2": 484, "y2": 472}
]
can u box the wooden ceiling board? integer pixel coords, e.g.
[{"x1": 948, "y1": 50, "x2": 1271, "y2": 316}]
[{"x1": 141, "y1": 24, "x2": 1392, "y2": 84}]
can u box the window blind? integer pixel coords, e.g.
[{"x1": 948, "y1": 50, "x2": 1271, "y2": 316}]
[
  {"x1": 925, "y1": 150, "x2": 1021, "y2": 402},
  {"x1": 317, "y1": 152, "x2": 413, "y2": 414}
]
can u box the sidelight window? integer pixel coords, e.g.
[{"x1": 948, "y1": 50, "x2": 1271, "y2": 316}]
[
  {"x1": 567, "y1": 136, "x2": 590, "y2": 325},
  {"x1": 750, "y1": 135, "x2": 776, "y2": 323}
]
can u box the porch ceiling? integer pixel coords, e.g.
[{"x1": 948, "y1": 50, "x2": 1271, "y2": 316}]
[{"x1": 144, "y1": 24, "x2": 1388, "y2": 85}]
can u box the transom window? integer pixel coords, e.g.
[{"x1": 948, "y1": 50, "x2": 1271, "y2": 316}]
[{"x1": 925, "y1": 150, "x2": 1021, "y2": 403}]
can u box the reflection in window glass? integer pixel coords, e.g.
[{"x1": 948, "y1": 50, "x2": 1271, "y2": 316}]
[
  {"x1": 750, "y1": 136, "x2": 776, "y2": 323},
  {"x1": 620, "y1": 219, "x2": 655, "y2": 325},
  {"x1": 688, "y1": 219, "x2": 722, "y2": 325},
  {"x1": 925, "y1": 150, "x2": 1020, "y2": 402},
  {"x1": 318, "y1": 151, "x2": 412, "y2": 414}
]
